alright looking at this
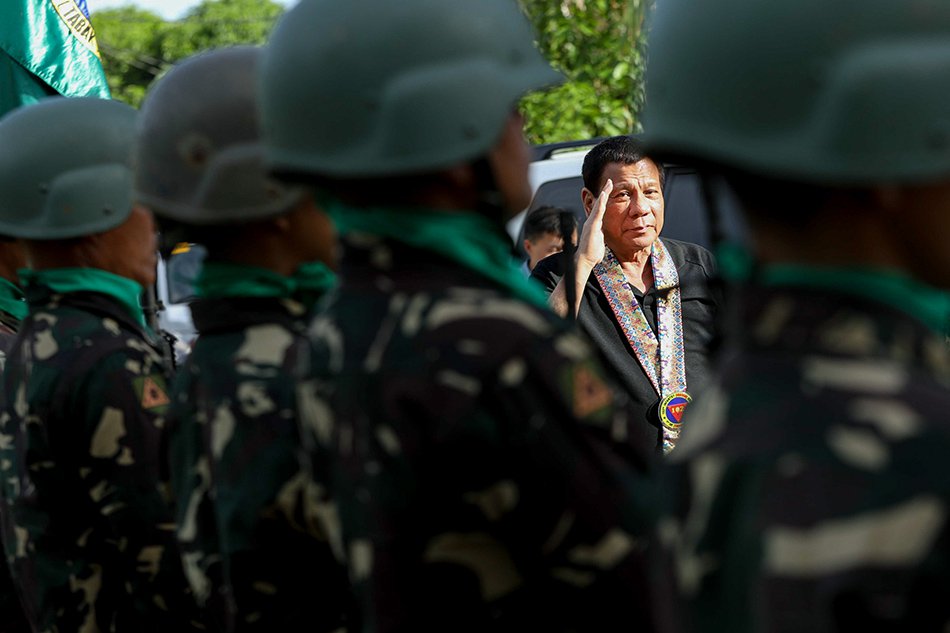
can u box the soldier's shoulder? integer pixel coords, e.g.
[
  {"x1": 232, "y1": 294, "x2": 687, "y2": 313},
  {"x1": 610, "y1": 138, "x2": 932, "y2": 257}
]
[
  {"x1": 181, "y1": 324, "x2": 302, "y2": 409},
  {"x1": 30, "y1": 305, "x2": 141, "y2": 343},
  {"x1": 308, "y1": 283, "x2": 592, "y2": 384},
  {"x1": 31, "y1": 308, "x2": 165, "y2": 385},
  {"x1": 414, "y1": 289, "x2": 614, "y2": 413},
  {"x1": 421, "y1": 286, "x2": 570, "y2": 349},
  {"x1": 673, "y1": 352, "x2": 950, "y2": 469}
]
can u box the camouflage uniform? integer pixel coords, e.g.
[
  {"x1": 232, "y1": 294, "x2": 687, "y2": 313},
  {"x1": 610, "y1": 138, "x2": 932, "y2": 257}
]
[
  {"x1": 170, "y1": 293, "x2": 352, "y2": 632},
  {"x1": 655, "y1": 276, "x2": 950, "y2": 632},
  {"x1": 133, "y1": 45, "x2": 348, "y2": 631},
  {"x1": 0, "y1": 278, "x2": 29, "y2": 633},
  {"x1": 0, "y1": 279, "x2": 22, "y2": 370},
  {"x1": 641, "y1": 0, "x2": 950, "y2": 630},
  {"x1": 0, "y1": 280, "x2": 203, "y2": 632},
  {"x1": 299, "y1": 233, "x2": 659, "y2": 633}
]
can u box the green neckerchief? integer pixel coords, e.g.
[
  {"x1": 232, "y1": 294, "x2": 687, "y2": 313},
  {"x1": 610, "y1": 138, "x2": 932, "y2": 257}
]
[
  {"x1": 19, "y1": 267, "x2": 146, "y2": 327},
  {"x1": 326, "y1": 201, "x2": 548, "y2": 309},
  {"x1": 196, "y1": 261, "x2": 336, "y2": 311},
  {"x1": 760, "y1": 264, "x2": 950, "y2": 335},
  {"x1": 0, "y1": 277, "x2": 27, "y2": 321}
]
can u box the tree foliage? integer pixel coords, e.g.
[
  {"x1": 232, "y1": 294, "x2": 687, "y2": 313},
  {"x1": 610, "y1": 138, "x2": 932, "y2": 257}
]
[
  {"x1": 518, "y1": 0, "x2": 652, "y2": 144},
  {"x1": 91, "y1": 0, "x2": 284, "y2": 108},
  {"x1": 159, "y1": 0, "x2": 284, "y2": 62},
  {"x1": 91, "y1": 0, "x2": 650, "y2": 142},
  {"x1": 91, "y1": 7, "x2": 167, "y2": 106}
]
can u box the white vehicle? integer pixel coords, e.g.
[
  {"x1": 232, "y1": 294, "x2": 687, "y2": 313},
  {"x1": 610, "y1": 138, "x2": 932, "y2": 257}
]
[{"x1": 154, "y1": 243, "x2": 204, "y2": 363}]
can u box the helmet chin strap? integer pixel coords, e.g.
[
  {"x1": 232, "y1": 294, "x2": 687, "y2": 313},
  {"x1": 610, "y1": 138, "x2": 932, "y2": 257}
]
[{"x1": 471, "y1": 157, "x2": 510, "y2": 229}]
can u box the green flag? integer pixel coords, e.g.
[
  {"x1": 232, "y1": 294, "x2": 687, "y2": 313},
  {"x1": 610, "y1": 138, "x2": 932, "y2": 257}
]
[{"x1": 0, "y1": 0, "x2": 110, "y2": 115}]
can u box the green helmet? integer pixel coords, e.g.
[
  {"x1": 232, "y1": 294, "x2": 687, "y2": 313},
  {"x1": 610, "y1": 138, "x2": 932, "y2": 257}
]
[
  {"x1": 0, "y1": 97, "x2": 136, "y2": 240},
  {"x1": 643, "y1": 0, "x2": 950, "y2": 184},
  {"x1": 136, "y1": 46, "x2": 302, "y2": 225},
  {"x1": 260, "y1": 0, "x2": 562, "y2": 178}
]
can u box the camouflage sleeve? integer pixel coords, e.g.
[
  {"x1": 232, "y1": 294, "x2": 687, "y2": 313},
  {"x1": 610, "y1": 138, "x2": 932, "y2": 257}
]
[
  {"x1": 167, "y1": 365, "x2": 228, "y2": 628},
  {"x1": 169, "y1": 335, "x2": 351, "y2": 633},
  {"x1": 67, "y1": 347, "x2": 203, "y2": 629},
  {"x1": 321, "y1": 321, "x2": 657, "y2": 628},
  {"x1": 467, "y1": 327, "x2": 659, "y2": 626},
  {"x1": 297, "y1": 292, "x2": 661, "y2": 629}
]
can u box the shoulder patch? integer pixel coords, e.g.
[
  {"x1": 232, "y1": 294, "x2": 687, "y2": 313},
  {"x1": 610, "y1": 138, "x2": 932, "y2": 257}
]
[
  {"x1": 134, "y1": 373, "x2": 171, "y2": 412},
  {"x1": 572, "y1": 363, "x2": 613, "y2": 419}
]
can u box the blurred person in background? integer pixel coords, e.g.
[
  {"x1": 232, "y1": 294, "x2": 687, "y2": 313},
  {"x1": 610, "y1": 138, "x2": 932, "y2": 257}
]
[{"x1": 522, "y1": 205, "x2": 575, "y2": 272}]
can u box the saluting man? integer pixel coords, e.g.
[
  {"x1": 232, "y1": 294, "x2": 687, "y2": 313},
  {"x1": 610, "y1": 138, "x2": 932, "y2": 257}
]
[
  {"x1": 533, "y1": 136, "x2": 720, "y2": 453},
  {"x1": 0, "y1": 98, "x2": 203, "y2": 632}
]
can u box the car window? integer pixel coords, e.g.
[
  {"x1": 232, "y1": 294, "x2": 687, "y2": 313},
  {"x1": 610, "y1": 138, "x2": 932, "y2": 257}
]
[{"x1": 165, "y1": 243, "x2": 207, "y2": 304}]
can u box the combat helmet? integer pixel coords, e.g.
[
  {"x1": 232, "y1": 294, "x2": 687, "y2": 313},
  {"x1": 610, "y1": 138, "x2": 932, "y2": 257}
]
[
  {"x1": 0, "y1": 97, "x2": 136, "y2": 239},
  {"x1": 136, "y1": 46, "x2": 302, "y2": 225},
  {"x1": 260, "y1": 0, "x2": 562, "y2": 178},
  {"x1": 643, "y1": 0, "x2": 950, "y2": 184}
]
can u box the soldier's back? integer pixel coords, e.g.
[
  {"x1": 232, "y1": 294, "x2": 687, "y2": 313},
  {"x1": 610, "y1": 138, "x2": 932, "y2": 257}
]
[
  {"x1": 301, "y1": 235, "x2": 657, "y2": 633},
  {"x1": 170, "y1": 295, "x2": 352, "y2": 632},
  {"x1": 657, "y1": 283, "x2": 950, "y2": 632},
  {"x1": 0, "y1": 306, "x2": 30, "y2": 633},
  {"x1": 0, "y1": 287, "x2": 201, "y2": 632}
]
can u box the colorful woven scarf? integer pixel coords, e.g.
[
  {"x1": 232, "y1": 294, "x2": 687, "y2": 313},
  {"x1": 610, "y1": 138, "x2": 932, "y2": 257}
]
[{"x1": 593, "y1": 239, "x2": 687, "y2": 452}]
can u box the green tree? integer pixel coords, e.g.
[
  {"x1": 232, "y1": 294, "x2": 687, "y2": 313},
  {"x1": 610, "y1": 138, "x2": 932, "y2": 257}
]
[
  {"x1": 91, "y1": 7, "x2": 167, "y2": 106},
  {"x1": 160, "y1": 0, "x2": 284, "y2": 62},
  {"x1": 92, "y1": 0, "x2": 648, "y2": 142},
  {"x1": 91, "y1": 0, "x2": 284, "y2": 108},
  {"x1": 518, "y1": 0, "x2": 652, "y2": 144}
]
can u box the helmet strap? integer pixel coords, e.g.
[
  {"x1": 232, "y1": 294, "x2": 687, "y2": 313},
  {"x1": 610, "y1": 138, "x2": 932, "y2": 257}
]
[{"x1": 471, "y1": 157, "x2": 509, "y2": 228}]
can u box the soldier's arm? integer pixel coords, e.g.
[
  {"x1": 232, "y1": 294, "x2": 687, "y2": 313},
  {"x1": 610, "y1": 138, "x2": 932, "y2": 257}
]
[
  {"x1": 211, "y1": 374, "x2": 350, "y2": 632},
  {"x1": 418, "y1": 325, "x2": 659, "y2": 627},
  {"x1": 70, "y1": 349, "x2": 203, "y2": 629},
  {"x1": 165, "y1": 368, "x2": 229, "y2": 629}
]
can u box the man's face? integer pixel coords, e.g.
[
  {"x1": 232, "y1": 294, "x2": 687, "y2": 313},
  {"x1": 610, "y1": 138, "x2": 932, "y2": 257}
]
[
  {"x1": 94, "y1": 206, "x2": 158, "y2": 287},
  {"x1": 285, "y1": 194, "x2": 338, "y2": 269},
  {"x1": 488, "y1": 111, "x2": 533, "y2": 218},
  {"x1": 584, "y1": 159, "x2": 664, "y2": 256},
  {"x1": 524, "y1": 231, "x2": 565, "y2": 270}
]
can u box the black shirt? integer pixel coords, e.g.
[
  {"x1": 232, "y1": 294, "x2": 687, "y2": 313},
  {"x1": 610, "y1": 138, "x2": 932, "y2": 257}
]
[{"x1": 532, "y1": 238, "x2": 722, "y2": 451}]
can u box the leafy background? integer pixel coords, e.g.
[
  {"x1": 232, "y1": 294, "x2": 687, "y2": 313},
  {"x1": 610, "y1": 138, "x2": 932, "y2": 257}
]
[{"x1": 91, "y1": 0, "x2": 652, "y2": 144}]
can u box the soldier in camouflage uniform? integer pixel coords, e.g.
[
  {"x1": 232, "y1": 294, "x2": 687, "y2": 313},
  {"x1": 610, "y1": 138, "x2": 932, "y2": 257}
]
[
  {"x1": 0, "y1": 98, "x2": 203, "y2": 632},
  {"x1": 642, "y1": 1, "x2": 950, "y2": 630},
  {"x1": 260, "y1": 1, "x2": 659, "y2": 631},
  {"x1": 135, "y1": 47, "x2": 350, "y2": 632}
]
